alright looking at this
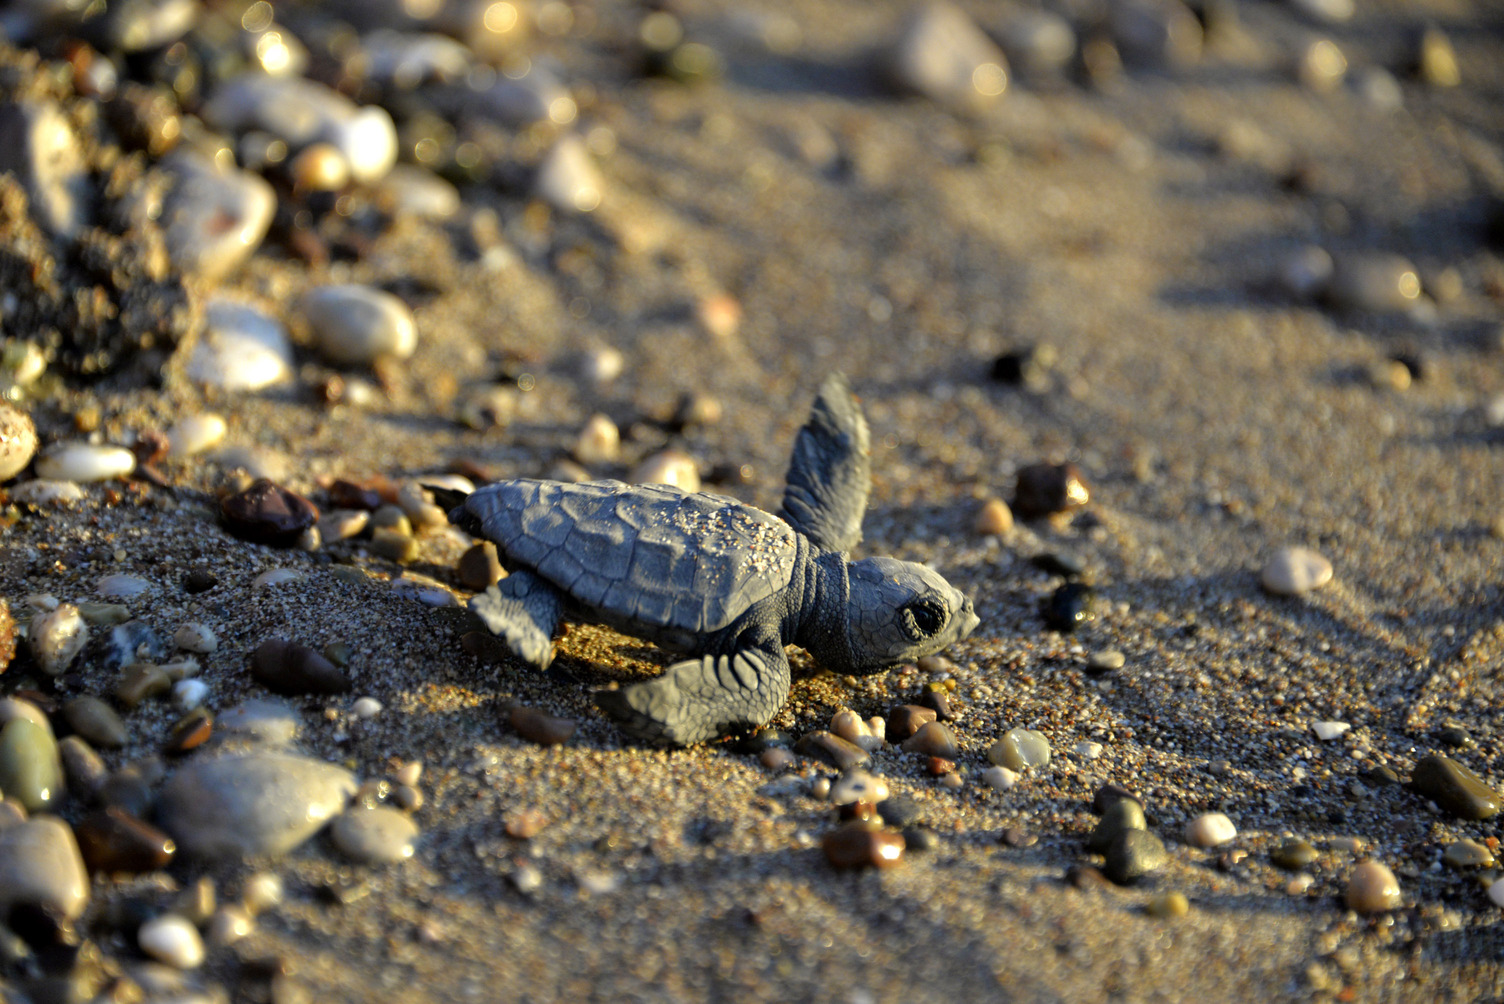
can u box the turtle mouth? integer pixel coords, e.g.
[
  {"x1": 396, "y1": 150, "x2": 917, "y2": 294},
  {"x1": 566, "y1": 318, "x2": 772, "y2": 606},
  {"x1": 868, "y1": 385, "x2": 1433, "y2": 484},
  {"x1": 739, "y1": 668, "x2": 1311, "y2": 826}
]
[{"x1": 956, "y1": 596, "x2": 980, "y2": 639}]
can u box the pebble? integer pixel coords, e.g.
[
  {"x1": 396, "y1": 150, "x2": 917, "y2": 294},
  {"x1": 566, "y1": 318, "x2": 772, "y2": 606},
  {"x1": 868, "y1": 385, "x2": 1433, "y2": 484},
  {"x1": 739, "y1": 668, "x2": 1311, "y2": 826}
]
[
  {"x1": 886, "y1": 705, "x2": 937, "y2": 741},
  {"x1": 100, "y1": 0, "x2": 197, "y2": 52},
  {"x1": 631, "y1": 450, "x2": 700, "y2": 492},
  {"x1": 74, "y1": 807, "x2": 176, "y2": 873},
  {"x1": 823, "y1": 821, "x2": 905, "y2": 869},
  {"x1": 535, "y1": 134, "x2": 604, "y2": 213},
  {"x1": 473, "y1": 62, "x2": 575, "y2": 127},
  {"x1": 1087, "y1": 798, "x2": 1146, "y2": 854},
  {"x1": 352, "y1": 696, "x2": 383, "y2": 720},
  {"x1": 1489, "y1": 878, "x2": 1504, "y2": 910},
  {"x1": 139, "y1": 914, "x2": 205, "y2": 969},
  {"x1": 29, "y1": 602, "x2": 89, "y2": 675},
  {"x1": 989, "y1": 728, "x2": 1052, "y2": 771},
  {"x1": 1312, "y1": 721, "x2": 1350, "y2": 741},
  {"x1": 10, "y1": 478, "x2": 85, "y2": 505},
  {"x1": 1044, "y1": 582, "x2": 1097, "y2": 633},
  {"x1": 253, "y1": 568, "x2": 306, "y2": 588},
  {"x1": 1184, "y1": 812, "x2": 1237, "y2": 848},
  {"x1": 165, "y1": 708, "x2": 213, "y2": 754},
  {"x1": 298, "y1": 285, "x2": 418, "y2": 366},
  {"x1": 1147, "y1": 891, "x2": 1190, "y2": 918},
  {"x1": 1298, "y1": 39, "x2": 1347, "y2": 91},
  {"x1": 59, "y1": 735, "x2": 108, "y2": 797},
  {"x1": 1271, "y1": 837, "x2": 1318, "y2": 870},
  {"x1": 166, "y1": 414, "x2": 228, "y2": 459},
  {"x1": 901, "y1": 721, "x2": 959, "y2": 759},
  {"x1": 173, "y1": 679, "x2": 210, "y2": 712},
  {"x1": 159, "y1": 151, "x2": 277, "y2": 282},
  {"x1": 1353, "y1": 67, "x2": 1404, "y2": 111},
  {"x1": 221, "y1": 479, "x2": 320, "y2": 546},
  {"x1": 117, "y1": 662, "x2": 172, "y2": 707},
  {"x1": 63, "y1": 696, "x2": 128, "y2": 748},
  {"x1": 830, "y1": 770, "x2": 890, "y2": 806},
  {"x1": 1325, "y1": 252, "x2": 1422, "y2": 313},
  {"x1": 252, "y1": 639, "x2": 352, "y2": 695},
  {"x1": 78, "y1": 600, "x2": 131, "y2": 625},
  {"x1": 1345, "y1": 861, "x2": 1401, "y2": 913},
  {"x1": 242, "y1": 871, "x2": 285, "y2": 915},
  {"x1": 34, "y1": 442, "x2": 135, "y2": 482},
  {"x1": 760, "y1": 748, "x2": 795, "y2": 771},
  {"x1": 982, "y1": 766, "x2": 1017, "y2": 791},
  {"x1": 1417, "y1": 27, "x2": 1461, "y2": 88},
  {"x1": 1109, "y1": 0, "x2": 1202, "y2": 68},
  {"x1": 0, "y1": 99, "x2": 91, "y2": 238},
  {"x1": 830, "y1": 709, "x2": 883, "y2": 752},
  {"x1": 1094, "y1": 783, "x2": 1143, "y2": 814},
  {"x1": 0, "y1": 717, "x2": 63, "y2": 812},
  {"x1": 188, "y1": 299, "x2": 293, "y2": 391},
  {"x1": 97, "y1": 573, "x2": 153, "y2": 599},
  {"x1": 330, "y1": 806, "x2": 419, "y2": 864},
  {"x1": 1086, "y1": 650, "x2": 1125, "y2": 676},
  {"x1": 219, "y1": 700, "x2": 300, "y2": 746},
  {"x1": 1289, "y1": 0, "x2": 1354, "y2": 24},
  {"x1": 795, "y1": 731, "x2": 870, "y2": 771},
  {"x1": 453, "y1": 542, "x2": 503, "y2": 592},
  {"x1": 1104, "y1": 829, "x2": 1168, "y2": 885},
  {"x1": 578, "y1": 346, "x2": 625, "y2": 385},
  {"x1": 317, "y1": 509, "x2": 369, "y2": 542},
  {"x1": 0, "y1": 816, "x2": 90, "y2": 922},
  {"x1": 997, "y1": 10, "x2": 1076, "y2": 79},
  {"x1": 883, "y1": 2, "x2": 1008, "y2": 110},
  {"x1": 1013, "y1": 462, "x2": 1090, "y2": 519},
  {"x1": 973, "y1": 498, "x2": 1014, "y2": 536},
  {"x1": 1260, "y1": 546, "x2": 1333, "y2": 596},
  {"x1": 1278, "y1": 245, "x2": 1334, "y2": 300},
  {"x1": 1442, "y1": 839, "x2": 1494, "y2": 869},
  {"x1": 508, "y1": 705, "x2": 576, "y2": 746},
  {"x1": 1409, "y1": 754, "x2": 1502, "y2": 820},
  {"x1": 158, "y1": 750, "x2": 358, "y2": 859},
  {"x1": 204, "y1": 74, "x2": 398, "y2": 184},
  {"x1": 574, "y1": 414, "x2": 621, "y2": 464},
  {"x1": 174, "y1": 623, "x2": 218, "y2": 654},
  {"x1": 208, "y1": 905, "x2": 255, "y2": 947},
  {"x1": 0, "y1": 403, "x2": 37, "y2": 481}
]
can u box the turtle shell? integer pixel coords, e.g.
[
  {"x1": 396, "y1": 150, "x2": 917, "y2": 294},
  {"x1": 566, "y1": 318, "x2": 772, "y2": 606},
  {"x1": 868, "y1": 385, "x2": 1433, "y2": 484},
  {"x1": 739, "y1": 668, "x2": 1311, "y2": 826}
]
[{"x1": 463, "y1": 479, "x2": 800, "y2": 634}]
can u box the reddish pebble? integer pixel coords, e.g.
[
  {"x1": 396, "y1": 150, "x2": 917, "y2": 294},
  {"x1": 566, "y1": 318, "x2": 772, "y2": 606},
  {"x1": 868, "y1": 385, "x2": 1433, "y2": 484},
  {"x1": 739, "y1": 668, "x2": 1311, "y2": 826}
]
[
  {"x1": 329, "y1": 479, "x2": 383, "y2": 510},
  {"x1": 886, "y1": 704, "x2": 937, "y2": 741},
  {"x1": 926, "y1": 756, "x2": 955, "y2": 776},
  {"x1": 220, "y1": 480, "x2": 319, "y2": 547},
  {"x1": 164, "y1": 708, "x2": 213, "y2": 754},
  {"x1": 74, "y1": 807, "x2": 176, "y2": 874},
  {"x1": 508, "y1": 705, "x2": 576, "y2": 746},
  {"x1": 504, "y1": 808, "x2": 548, "y2": 839},
  {"x1": 822, "y1": 821, "x2": 905, "y2": 869}
]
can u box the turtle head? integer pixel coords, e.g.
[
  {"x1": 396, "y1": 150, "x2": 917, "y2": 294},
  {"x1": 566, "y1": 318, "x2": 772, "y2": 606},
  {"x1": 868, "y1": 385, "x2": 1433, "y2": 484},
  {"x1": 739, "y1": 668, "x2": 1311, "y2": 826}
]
[{"x1": 843, "y1": 556, "x2": 979, "y2": 671}]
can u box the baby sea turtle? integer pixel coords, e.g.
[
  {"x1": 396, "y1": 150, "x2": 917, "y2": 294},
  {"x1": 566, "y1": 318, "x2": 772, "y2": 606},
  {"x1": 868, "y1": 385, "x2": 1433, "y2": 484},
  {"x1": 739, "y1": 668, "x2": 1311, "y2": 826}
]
[{"x1": 440, "y1": 374, "x2": 979, "y2": 745}]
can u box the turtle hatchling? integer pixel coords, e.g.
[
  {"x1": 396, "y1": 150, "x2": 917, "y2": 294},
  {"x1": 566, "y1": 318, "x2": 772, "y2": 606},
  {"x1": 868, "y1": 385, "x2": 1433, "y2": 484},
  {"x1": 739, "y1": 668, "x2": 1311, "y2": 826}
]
[{"x1": 439, "y1": 374, "x2": 980, "y2": 745}]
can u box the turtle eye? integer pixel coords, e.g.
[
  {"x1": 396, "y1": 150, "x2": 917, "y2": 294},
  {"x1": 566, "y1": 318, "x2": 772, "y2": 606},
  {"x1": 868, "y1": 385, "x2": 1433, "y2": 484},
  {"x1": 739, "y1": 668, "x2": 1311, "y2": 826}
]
[{"x1": 902, "y1": 599, "x2": 947, "y2": 639}]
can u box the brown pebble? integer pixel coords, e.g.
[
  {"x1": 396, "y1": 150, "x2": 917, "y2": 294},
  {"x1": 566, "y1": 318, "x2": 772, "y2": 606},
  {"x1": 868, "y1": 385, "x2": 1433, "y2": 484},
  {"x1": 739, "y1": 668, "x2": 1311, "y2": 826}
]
[
  {"x1": 329, "y1": 479, "x2": 384, "y2": 510},
  {"x1": 1012, "y1": 461, "x2": 1090, "y2": 519},
  {"x1": 0, "y1": 598, "x2": 14, "y2": 673},
  {"x1": 74, "y1": 807, "x2": 176, "y2": 874},
  {"x1": 973, "y1": 497, "x2": 1014, "y2": 536},
  {"x1": 794, "y1": 731, "x2": 869, "y2": 771},
  {"x1": 837, "y1": 800, "x2": 879, "y2": 822},
  {"x1": 926, "y1": 756, "x2": 955, "y2": 776},
  {"x1": 508, "y1": 705, "x2": 576, "y2": 746},
  {"x1": 759, "y1": 748, "x2": 794, "y2": 771},
  {"x1": 1002, "y1": 826, "x2": 1037, "y2": 848},
  {"x1": 221, "y1": 479, "x2": 320, "y2": 547},
  {"x1": 1066, "y1": 863, "x2": 1113, "y2": 890},
  {"x1": 458, "y1": 542, "x2": 504, "y2": 590},
  {"x1": 62, "y1": 696, "x2": 128, "y2": 748},
  {"x1": 886, "y1": 704, "x2": 937, "y2": 741},
  {"x1": 1345, "y1": 860, "x2": 1401, "y2": 914},
  {"x1": 115, "y1": 663, "x2": 171, "y2": 707},
  {"x1": 371, "y1": 527, "x2": 419, "y2": 563},
  {"x1": 918, "y1": 688, "x2": 956, "y2": 721},
  {"x1": 822, "y1": 821, "x2": 905, "y2": 869},
  {"x1": 164, "y1": 708, "x2": 213, "y2": 754},
  {"x1": 504, "y1": 808, "x2": 548, "y2": 839},
  {"x1": 251, "y1": 639, "x2": 352, "y2": 695},
  {"x1": 901, "y1": 721, "x2": 959, "y2": 759}
]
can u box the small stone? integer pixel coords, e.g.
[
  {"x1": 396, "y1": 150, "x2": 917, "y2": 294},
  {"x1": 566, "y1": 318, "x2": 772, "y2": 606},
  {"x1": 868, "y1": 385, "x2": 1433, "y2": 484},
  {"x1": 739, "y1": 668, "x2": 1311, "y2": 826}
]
[
  {"x1": 1312, "y1": 721, "x2": 1350, "y2": 741},
  {"x1": 795, "y1": 731, "x2": 870, "y2": 771},
  {"x1": 886, "y1": 704, "x2": 938, "y2": 741},
  {"x1": 173, "y1": 623, "x2": 218, "y2": 655},
  {"x1": 823, "y1": 821, "x2": 905, "y2": 869},
  {"x1": 1001, "y1": 826, "x2": 1036, "y2": 848},
  {"x1": 298, "y1": 285, "x2": 418, "y2": 366},
  {"x1": 1013, "y1": 462, "x2": 1090, "y2": 519},
  {"x1": 58, "y1": 735, "x2": 108, "y2": 797},
  {"x1": 241, "y1": 872, "x2": 284, "y2": 915},
  {"x1": 371, "y1": 527, "x2": 420, "y2": 563},
  {"x1": 1278, "y1": 245, "x2": 1334, "y2": 300},
  {"x1": 883, "y1": 2, "x2": 1009, "y2": 110},
  {"x1": 830, "y1": 770, "x2": 890, "y2": 806},
  {"x1": 74, "y1": 807, "x2": 176, "y2": 874},
  {"x1": 1109, "y1": 0, "x2": 1202, "y2": 68},
  {"x1": 188, "y1": 299, "x2": 293, "y2": 391},
  {"x1": 830, "y1": 709, "x2": 882, "y2": 752},
  {"x1": 997, "y1": 10, "x2": 1076, "y2": 79},
  {"x1": 1442, "y1": 839, "x2": 1494, "y2": 869},
  {"x1": 919, "y1": 687, "x2": 955, "y2": 721},
  {"x1": 116, "y1": 663, "x2": 172, "y2": 707},
  {"x1": 34, "y1": 442, "x2": 135, "y2": 482},
  {"x1": 207, "y1": 905, "x2": 255, "y2": 947},
  {"x1": 62, "y1": 697, "x2": 128, "y2": 748},
  {"x1": 1184, "y1": 812, "x2": 1236, "y2": 848},
  {"x1": 159, "y1": 152, "x2": 277, "y2": 282},
  {"x1": 1289, "y1": 0, "x2": 1354, "y2": 24},
  {"x1": 173, "y1": 679, "x2": 209, "y2": 711},
  {"x1": 0, "y1": 817, "x2": 89, "y2": 922},
  {"x1": 1417, "y1": 27, "x2": 1461, "y2": 88},
  {"x1": 1271, "y1": 837, "x2": 1318, "y2": 870},
  {"x1": 1488, "y1": 878, "x2": 1504, "y2": 910},
  {"x1": 164, "y1": 413, "x2": 227, "y2": 460},
  {"x1": 352, "y1": 697, "x2": 383, "y2": 719},
  {"x1": 901, "y1": 721, "x2": 959, "y2": 759},
  {"x1": 1147, "y1": 891, "x2": 1189, "y2": 918},
  {"x1": 508, "y1": 705, "x2": 576, "y2": 746},
  {"x1": 760, "y1": 748, "x2": 794, "y2": 771},
  {"x1": 1353, "y1": 67, "x2": 1404, "y2": 111},
  {"x1": 457, "y1": 542, "x2": 504, "y2": 591},
  {"x1": 0, "y1": 403, "x2": 38, "y2": 482},
  {"x1": 0, "y1": 718, "x2": 63, "y2": 812},
  {"x1": 376, "y1": 164, "x2": 460, "y2": 221},
  {"x1": 1325, "y1": 252, "x2": 1422, "y2": 313},
  {"x1": 108, "y1": 619, "x2": 168, "y2": 669},
  {"x1": 973, "y1": 498, "x2": 1014, "y2": 536},
  {"x1": 28, "y1": 603, "x2": 88, "y2": 676},
  {"x1": 1044, "y1": 582, "x2": 1097, "y2": 632},
  {"x1": 221, "y1": 480, "x2": 319, "y2": 547},
  {"x1": 504, "y1": 808, "x2": 549, "y2": 839},
  {"x1": 164, "y1": 708, "x2": 213, "y2": 754},
  {"x1": 631, "y1": 450, "x2": 700, "y2": 492},
  {"x1": 988, "y1": 728, "x2": 1051, "y2": 771},
  {"x1": 1260, "y1": 546, "x2": 1333, "y2": 596},
  {"x1": 139, "y1": 913, "x2": 204, "y2": 969},
  {"x1": 1087, "y1": 798, "x2": 1146, "y2": 854},
  {"x1": 1345, "y1": 861, "x2": 1401, "y2": 913},
  {"x1": 0, "y1": 99, "x2": 91, "y2": 238},
  {"x1": 1297, "y1": 38, "x2": 1347, "y2": 91},
  {"x1": 1086, "y1": 650, "x2": 1125, "y2": 676},
  {"x1": 990, "y1": 343, "x2": 1056, "y2": 387},
  {"x1": 573, "y1": 414, "x2": 620, "y2": 464},
  {"x1": 1104, "y1": 829, "x2": 1167, "y2": 885},
  {"x1": 535, "y1": 134, "x2": 603, "y2": 213},
  {"x1": 982, "y1": 766, "x2": 1017, "y2": 791},
  {"x1": 1409, "y1": 754, "x2": 1502, "y2": 820},
  {"x1": 252, "y1": 639, "x2": 352, "y2": 695},
  {"x1": 77, "y1": 601, "x2": 131, "y2": 625},
  {"x1": 330, "y1": 806, "x2": 418, "y2": 864}
]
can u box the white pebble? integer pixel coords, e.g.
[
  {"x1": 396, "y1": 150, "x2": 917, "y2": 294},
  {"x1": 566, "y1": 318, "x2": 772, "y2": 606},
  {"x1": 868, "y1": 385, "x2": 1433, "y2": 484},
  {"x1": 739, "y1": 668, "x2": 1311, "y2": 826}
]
[
  {"x1": 511, "y1": 864, "x2": 543, "y2": 894},
  {"x1": 318, "y1": 509, "x2": 370, "y2": 541},
  {"x1": 1489, "y1": 877, "x2": 1504, "y2": 909},
  {"x1": 830, "y1": 708, "x2": 883, "y2": 752},
  {"x1": 189, "y1": 299, "x2": 293, "y2": 391},
  {"x1": 395, "y1": 761, "x2": 423, "y2": 787},
  {"x1": 1312, "y1": 721, "x2": 1350, "y2": 741},
  {"x1": 631, "y1": 450, "x2": 699, "y2": 492},
  {"x1": 166, "y1": 414, "x2": 228, "y2": 459},
  {"x1": 352, "y1": 697, "x2": 384, "y2": 719},
  {"x1": 34, "y1": 443, "x2": 135, "y2": 482},
  {"x1": 829, "y1": 769, "x2": 890, "y2": 806},
  {"x1": 173, "y1": 623, "x2": 218, "y2": 654},
  {"x1": 1074, "y1": 741, "x2": 1104, "y2": 760},
  {"x1": 253, "y1": 569, "x2": 305, "y2": 588},
  {"x1": 10, "y1": 479, "x2": 84, "y2": 505},
  {"x1": 96, "y1": 573, "x2": 152, "y2": 599},
  {"x1": 578, "y1": 346, "x2": 625, "y2": 385},
  {"x1": 207, "y1": 905, "x2": 255, "y2": 946},
  {"x1": 535, "y1": 134, "x2": 603, "y2": 213},
  {"x1": 28, "y1": 603, "x2": 88, "y2": 676},
  {"x1": 299, "y1": 285, "x2": 418, "y2": 366},
  {"x1": 138, "y1": 914, "x2": 204, "y2": 969},
  {"x1": 1260, "y1": 546, "x2": 1333, "y2": 596},
  {"x1": 173, "y1": 679, "x2": 209, "y2": 711},
  {"x1": 1184, "y1": 812, "x2": 1237, "y2": 848},
  {"x1": 241, "y1": 872, "x2": 284, "y2": 915},
  {"x1": 981, "y1": 766, "x2": 1017, "y2": 791},
  {"x1": 573, "y1": 414, "x2": 620, "y2": 464}
]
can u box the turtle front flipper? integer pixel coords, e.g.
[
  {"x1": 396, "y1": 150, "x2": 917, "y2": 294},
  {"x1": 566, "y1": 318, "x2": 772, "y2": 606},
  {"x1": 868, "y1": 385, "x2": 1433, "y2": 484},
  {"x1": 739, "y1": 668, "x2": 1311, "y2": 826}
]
[
  {"x1": 778, "y1": 372, "x2": 871, "y2": 553},
  {"x1": 470, "y1": 570, "x2": 563, "y2": 670},
  {"x1": 596, "y1": 642, "x2": 790, "y2": 746}
]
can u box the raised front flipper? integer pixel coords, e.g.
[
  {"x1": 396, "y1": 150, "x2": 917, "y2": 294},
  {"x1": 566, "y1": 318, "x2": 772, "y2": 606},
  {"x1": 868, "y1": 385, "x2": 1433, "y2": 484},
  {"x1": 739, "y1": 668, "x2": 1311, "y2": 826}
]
[
  {"x1": 595, "y1": 642, "x2": 791, "y2": 746},
  {"x1": 470, "y1": 570, "x2": 563, "y2": 670},
  {"x1": 778, "y1": 372, "x2": 871, "y2": 553}
]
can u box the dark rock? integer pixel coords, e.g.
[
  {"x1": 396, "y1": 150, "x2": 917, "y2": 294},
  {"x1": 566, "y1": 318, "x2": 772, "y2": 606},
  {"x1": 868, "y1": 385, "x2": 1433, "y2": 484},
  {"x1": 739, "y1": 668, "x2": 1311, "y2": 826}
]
[
  {"x1": 73, "y1": 807, "x2": 176, "y2": 874},
  {"x1": 457, "y1": 542, "x2": 504, "y2": 590},
  {"x1": 886, "y1": 704, "x2": 938, "y2": 741},
  {"x1": 1409, "y1": 754, "x2": 1502, "y2": 820},
  {"x1": 1270, "y1": 837, "x2": 1317, "y2": 871},
  {"x1": 902, "y1": 826, "x2": 939, "y2": 851},
  {"x1": 251, "y1": 639, "x2": 352, "y2": 695},
  {"x1": 1043, "y1": 582, "x2": 1097, "y2": 632},
  {"x1": 989, "y1": 344, "x2": 1053, "y2": 387},
  {"x1": 1013, "y1": 462, "x2": 1090, "y2": 519},
  {"x1": 507, "y1": 704, "x2": 576, "y2": 746},
  {"x1": 329, "y1": 479, "x2": 383, "y2": 510},
  {"x1": 1104, "y1": 829, "x2": 1167, "y2": 885},
  {"x1": 822, "y1": 821, "x2": 904, "y2": 869},
  {"x1": 1363, "y1": 764, "x2": 1401, "y2": 787},
  {"x1": 876, "y1": 795, "x2": 923, "y2": 828},
  {"x1": 220, "y1": 480, "x2": 319, "y2": 547},
  {"x1": 900, "y1": 721, "x2": 958, "y2": 758},
  {"x1": 1087, "y1": 798, "x2": 1146, "y2": 854},
  {"x1": 1092, "y1": 782, "x2": 1144, "y2": 814},
  {"x1": 182, "y1": 569, "x2": 218, "y2": 593},
  {"x1": 734, "y1": 728, "x2": 794, "y2": 754},
  {"x1": 918, "y1": 687, "x2": 955, "y2": 721},
  {"x1": 1435, "y1": 725, "x2": 1472, "y2": 749}
]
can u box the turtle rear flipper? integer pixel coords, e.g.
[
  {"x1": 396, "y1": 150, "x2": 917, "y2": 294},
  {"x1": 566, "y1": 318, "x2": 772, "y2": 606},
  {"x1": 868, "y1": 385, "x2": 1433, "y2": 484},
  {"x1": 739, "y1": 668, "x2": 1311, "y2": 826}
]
[
  {"x1": 596, "y1": 642, "x2": 790, "y2": 746},
  {"x1": 470, "y1": 571, "x2": 562, "y2": 670},
  {"x1": 779, "y1": 373, "x2": 871, "y2": 553}
]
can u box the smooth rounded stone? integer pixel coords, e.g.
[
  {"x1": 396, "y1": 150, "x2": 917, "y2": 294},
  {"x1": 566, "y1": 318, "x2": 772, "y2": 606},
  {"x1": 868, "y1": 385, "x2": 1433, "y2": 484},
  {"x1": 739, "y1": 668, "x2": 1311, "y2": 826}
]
[
  {"x1": 165, "y1": 414, "x2": 227, "y2": 460},
  {"x1": 99, "y1": 0, "x2": 198, "y2": 51},
  {"x1": 10, "y1": 478, "x2": 86, "y2": 506},
  {"x1": 1185, "y1": 812, "x2": 1237, "y2": 848},
  {"x1": 117, "y1": 663, "x2": 172, "y2": 708},
  {"x1": 1093, "y1": 784, "x2": 1144, "y2": 814},
  {"x1": 997, "y1": 10, "x2": 1075, "y2": 78},
  {"x1": 297, "y1": 285, "x2": 417, "y2": 366},
  {"x1": 0, "y1": 718, "x2": 63, "y2": 812},
  {"x1": 165, "y1": 708, "x2": 213, "y2": 754},
  {"x1": 1104, "y1": 829, "x2": 1168, "y2": 885},
  {"x1": 988, "y1": 728, "x2": 1051, "y2": 771},
  {"x1": 351, "y1": 697, "x2": 383, "y2": 720},
  {"x1": 173, "y1": 679, "x2": 209, "y2": 712},
  {"x1": 1346, "y1": 861, "x2": 1401, "y2": 914},
  {"x1": 1043, "y1": 582, "x2": 1097, "y2": 633},
  {"x1": 371, "y1": 528, "x2": 419, "y2": 563},
  {"x1": 1409, "y1": 754, "x2": 1502, "y2": 820},
  {"x1": 1271, "y1": 837, "x2": 1318, "y2": 870},
  {"x1": 173, "y1": 623, "x2": 218, "y2": 655},
  {"x1": 830, "y1": 709, "x2": 881, "y2": 752},
  {"x1": 1147, "y1": 890, "x2": 1190, "y2": 918},
  {"x1": 0, "y1": 817, "x2": 89, "y2": 922},
  {"x1": 59, "y1": 735, "x2": 109, "y2": 797},
  {"x1": 823, "y1": 820, "x2": 905, "y2": 869},
  {"x1": 900, "y1": 721, "x2": 958, "y2": 759},
  {"x1": 982, "y1": 765, "x2": 1017, "y2": 791},
  {"x1": 159, "y1": 151, "x2": 277, "y2": 282},
  {"x1": 631, "y1": 449, "x2": 701, "y2": 492},
  {"x1": 1087, "y1": 798, "x2": 1146, "y2": 854},
  {"x1": 1109, "y1": 0, "x2": 1202, "y2": 68},
  {"x1": 1013, "y1": 462, "x2": 1090, "y2": 519},
  {"x1": 203, "y1": 74, "x2": 398, "y2": 184},
  {"x1": 93, "y1": 574, "x2": 150, "y2": 602},
  {"x1": 830, "y1": 770, "x2": 890, "y2": 806},
  {"x1": 457, "y1": 542, "x2": 503, "y2": 591},
  {"x1": 318, "y1": 509, "x2": 370, "y2": 542},
  {"x1": 1489, "y1": 878, "x2": 1504, "y2": 910},
  {"x1": 0, "y1": 99, "x2": 91, "y2": 238},
  {"x1": 158, "y1": 750, "x2": 357, "y2": 860},
  {"x1": 1417, "y1": 27, "x2": 1461, "y2": 88},
  {"x1": 507, "y1": 705, "x2": 576, "y2": 746},
  {"x1": 534, "y1": 134, "x2": 604, "y2": 213},
  {"x1": 886, "y1": 704, "x2": 938, "y2": 742},
  {"x1": 973, "y1": 498, "x2": 1014, "y2": 536},
  {"x1": 138, "y1": 914, "x2": 204, "y2": 969},
  {"x1": 241, "y1": 871, "x2": 285, "y2": 916},
  {"x1": 330, "y1": 806, "x2": 418, "y2": 864},
  {"x1": 77, "y1": 600, "x2": 131, "y2": 626},
  {"x1": 252, "y1": 639, "x2": 352, "y2": 695},
  {"x1": 1260, "y1": 546, "x2": 1333, "y2": 596},
  {"x1": 1352, "y1": 67, "x2": 1404, "y2": 111},
  {"x1": 1086, "y1": 650, "x2": 1125, "y2": 677},
  {"x1": 1325, "y1": 252, "x2": 1422, "y2": 313},
  {"x1": 573, "y1": 414, "x2": 621, "y2": 464},
  {"x1": 29, "y1": 602, "x2": 88, "y2": 675},
  {"x1": 0, "y1": 696, "x2": 49, "y2": 728},
  {"x1": 1278, "y1": 245, "x2": 1334, "y2": 300},
  {"x1": 34, "y1": 443, "x2": 135, "y2": 483},
  {"x1": 882, "y1": 1, "x2": 1008, "y2": 109},
  {"x1": 62, "y1": 697, "x2": 128, "y2": 749},
  {"x1": 188, "y1": 299, "x2": 293, "y2": 391},
  {"x1": 207, "y1": 904, "x2": 255, "y2": 947},
  {"x1": 0, "y1": 402, "x2": 38, "y2": 481},
  {"x1": 1297, "y1": 38, "x2": 1347, "y2": 91},
  {"x1": 1442, "y1": 839, "x2": 1494, "y2": 869},
  {"x1": 1312, "y1": 720, "x2": 1350, "y2": 741},
  {"x1": 795, "y1": 731, "x2": 870, "y2": 771},
  {"x1": 74, "y1": 807, "x2": 176, "y2": 874},
  {"x1": 221, "y1": 480, "x2": 319, "y2": 547},
  {"x1": 375, "y1": 163, "x2": 461, "y2": 221}
]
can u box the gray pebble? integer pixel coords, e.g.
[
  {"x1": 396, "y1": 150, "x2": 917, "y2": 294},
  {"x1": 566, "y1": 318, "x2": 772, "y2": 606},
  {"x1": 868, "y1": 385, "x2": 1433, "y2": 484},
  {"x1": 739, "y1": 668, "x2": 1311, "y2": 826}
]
[
  {"x1": 330, "y1": 806, "x2": 419, "y2": 864},
  {"x1": 298, "y1": 285, "x2": 418, "y2": 365},
  {"x1": 0, "y1": 99, "x2": 91, "y2": 238},
  {"x1": 883, "y1": 2, "x2": 1009, "y2": 109},
  {"x1": 159, "y1": 152, "x2": 277, "y2": 282},
  {"x1": 63, "y1": 696, "x2": 128, "y2": 748},
  {"x1": 1087, "y1": 797, "x2": 1146, "y2": 854},
  {"x1": 0, "y1": 816, "x2": 89, "y2": 922},
  {"x1": 187, "y1": 298, "x2": 294, "y2": 391},
  {"x1": 1409, "y1": 754, "x2": 1502, "y2": 820},
  {"x1": 1109, "y1": 0, "x2": 1202, "y2": 68},
  {"x1": 158, "y1": 750, "x2": 357, "y2": 859},
  {"x1": 1105, "y1": 828, "x2": 1168, "y2": 884},
  {"x1": 58, "y1": 735, "x2": 108, "y2": 797}
]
